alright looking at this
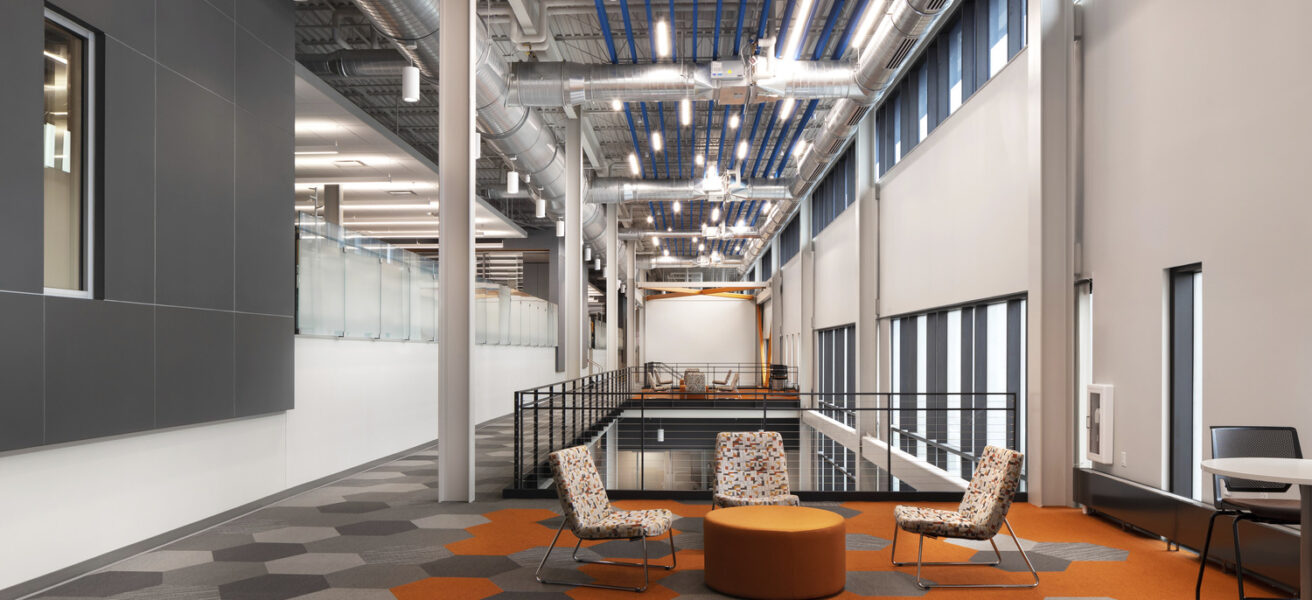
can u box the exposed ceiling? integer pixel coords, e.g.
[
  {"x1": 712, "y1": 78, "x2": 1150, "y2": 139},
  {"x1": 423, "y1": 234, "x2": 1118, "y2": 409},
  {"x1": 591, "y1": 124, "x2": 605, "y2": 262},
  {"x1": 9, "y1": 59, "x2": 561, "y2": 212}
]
[{"x1": 293, "y1": 70, "x2": 526, "y2": 240}]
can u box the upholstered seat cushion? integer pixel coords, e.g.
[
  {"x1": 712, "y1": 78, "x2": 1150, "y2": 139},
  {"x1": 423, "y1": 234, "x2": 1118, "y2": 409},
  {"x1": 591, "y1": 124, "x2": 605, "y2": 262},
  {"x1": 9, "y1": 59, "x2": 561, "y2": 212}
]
[
  {"x1": 1224, "y1": 498, "x2": 1301, "y2": 522},
  {"x1": 893, "y1": 505, "x2": 995, "y2": 540},
  {"x1": 574, "y1": 508, "x2": 674, "y2": 540},
  {"x1": 713, "y1": 493, "x2": 800, "y2": 508}
]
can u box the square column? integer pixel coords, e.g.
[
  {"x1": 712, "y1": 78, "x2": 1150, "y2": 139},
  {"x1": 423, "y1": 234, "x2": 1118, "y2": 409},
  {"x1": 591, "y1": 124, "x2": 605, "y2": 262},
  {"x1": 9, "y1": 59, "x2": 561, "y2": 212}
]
[
  {"x1": 437, "y1": 0, "x2": 476, "y2": 502},
  {"x1": 605, "y1": 205, "x2": 619, "y2": 370},
  {"x1": 564, "y1": 118, "x2": 583, "y2": 379}
]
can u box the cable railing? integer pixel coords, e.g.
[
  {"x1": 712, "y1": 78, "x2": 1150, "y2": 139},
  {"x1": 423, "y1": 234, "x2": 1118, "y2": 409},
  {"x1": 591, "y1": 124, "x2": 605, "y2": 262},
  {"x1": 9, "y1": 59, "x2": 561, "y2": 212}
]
[
  {"x1": 642, "y1": 362, "x2": 799, "y2": 390},
  {"x1": 508, "y1": 370, "x2": 1021, "y2": 500}
]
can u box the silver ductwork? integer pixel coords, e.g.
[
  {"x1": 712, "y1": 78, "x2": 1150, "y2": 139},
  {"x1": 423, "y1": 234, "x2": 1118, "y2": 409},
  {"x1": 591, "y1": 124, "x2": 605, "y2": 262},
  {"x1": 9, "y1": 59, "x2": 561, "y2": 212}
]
[
  {"x1": 753, "y1": 61, "x2": 865, "y2": 100},
  {"x1": 619, "y1": 231, "x2": 760, "y2": 240},
  {"x1": 639, "y1": 258, "x2": 748, "y2": 269},
  {"x1": 508, "y1": 62, "x2": 716, "y2": 106},
  {"x1": 300, "y1": 49, "x2": 411, "y2": 78},
  {"x1": 586, "y1": 178, "x2": 792, "y2": 204},
  {"x1": 345, "y1": 0, "x2": 607, "y2": 258},
  {"x1": 738, "y1": 0, "x2": 951, "y2": 271}
]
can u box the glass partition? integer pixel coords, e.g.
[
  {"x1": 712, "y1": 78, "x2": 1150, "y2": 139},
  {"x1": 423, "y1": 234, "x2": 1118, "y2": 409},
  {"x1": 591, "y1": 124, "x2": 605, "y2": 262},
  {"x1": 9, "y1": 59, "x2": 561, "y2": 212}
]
[{"x1": 295, "y1": 214, "x2": 557, "y2": 347}]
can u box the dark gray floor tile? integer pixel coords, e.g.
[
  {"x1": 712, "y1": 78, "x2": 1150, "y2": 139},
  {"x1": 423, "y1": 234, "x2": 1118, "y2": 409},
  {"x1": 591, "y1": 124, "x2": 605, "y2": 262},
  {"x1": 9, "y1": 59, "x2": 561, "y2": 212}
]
[
  {"x1": 44, "y1": 571, "x2": 162, "y2": 597},
  {"x1": 211, "y1": 543, "x2": 305, "y2": 563},
  {"x1": 217, "y1": 574, "x2": 327, "y2": 600}
]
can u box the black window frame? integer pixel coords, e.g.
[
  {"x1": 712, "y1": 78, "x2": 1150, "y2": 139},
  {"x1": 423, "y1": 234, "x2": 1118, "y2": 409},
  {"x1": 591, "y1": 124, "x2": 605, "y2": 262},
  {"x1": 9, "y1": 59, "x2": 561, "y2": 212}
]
[{"x1": 1168, "y1": 263, "x2": 1202, "y2": 499}]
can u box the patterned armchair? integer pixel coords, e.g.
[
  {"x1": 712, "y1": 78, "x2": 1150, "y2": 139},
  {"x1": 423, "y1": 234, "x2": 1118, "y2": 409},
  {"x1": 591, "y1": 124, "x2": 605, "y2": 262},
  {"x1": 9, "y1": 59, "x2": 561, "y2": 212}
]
[
  {"x1": 713, "y1": 431, "x2": 800, "y2": 509},
  {"x1": 890, "y1": 445, "x2": 1038, "y2": 589},
  {"x1": 536, "y1": 445, "x2": 676, "y2": 592}
]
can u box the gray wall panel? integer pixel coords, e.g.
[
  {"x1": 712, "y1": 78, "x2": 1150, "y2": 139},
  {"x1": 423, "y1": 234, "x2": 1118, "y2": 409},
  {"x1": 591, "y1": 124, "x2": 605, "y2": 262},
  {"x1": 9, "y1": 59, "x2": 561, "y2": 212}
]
[
  {"x1": 0, "y1": 0, "x2": 44, "y2": 293},
  {"x1": 0, "y1": 0, "x2": 294, "y2": 453},
  {"x1": 0, "y1": 292, "x2": 45, "y2": 452},
  {"x1": 155, "y1": 68, "x2": 235, "y2": 311},
  {"x1": 235, "y1": 110, "x2": 294, "y2": 316},
  {"x1": 50, "y1": 0, "x2": 155, "y2": 57},
  {"x1": 235, "y1": 0, "x2": 294, "y2": 60},
  {"x1": 45, "y1": 298, "x2": 155, "y2": 444},
  {"x1": 102, "y1": 39, "x2": 157, "y2": 304},
  {"x1": 156, "y1": 307, "x2": 235, "y2": 428},
  {"x1": 235, "y1": 313, "x2": 293, "y2": 416},
  {"x1": 157, "y1": 0, "x2": 235, "y2": 101},
  {"x1": 236, "y1": 29, "x2": 294, "y2": 135}
]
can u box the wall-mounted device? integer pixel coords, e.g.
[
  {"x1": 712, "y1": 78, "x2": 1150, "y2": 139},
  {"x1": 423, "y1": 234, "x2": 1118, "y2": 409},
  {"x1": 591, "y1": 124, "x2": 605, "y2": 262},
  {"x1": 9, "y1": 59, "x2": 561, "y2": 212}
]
[{"x1": 1086, "y1": 384, "x2": 1114, "y2": 464}]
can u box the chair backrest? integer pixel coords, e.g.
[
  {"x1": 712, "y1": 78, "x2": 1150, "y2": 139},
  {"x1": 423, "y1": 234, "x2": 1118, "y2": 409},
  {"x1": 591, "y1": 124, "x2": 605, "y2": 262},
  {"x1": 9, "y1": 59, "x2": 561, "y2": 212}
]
[
  {"x1": 1211, "y1": 426, "x2": 1302, "y2": 501},
  {"x1": 548, "y1": 446, "x2": 612, "y2": 530},
  {"x1": 715, "y1": 431, "x2": 791, "y2": 497},
  {"x1": 727, "y1": 372, "x2": 739, "y2": 389},
  {"x1": 714, "y1": 370, "x2": 733, "y2": 385},
  {"x1": 958, "y1": 446, "x2": 1024, "y2": 536}
]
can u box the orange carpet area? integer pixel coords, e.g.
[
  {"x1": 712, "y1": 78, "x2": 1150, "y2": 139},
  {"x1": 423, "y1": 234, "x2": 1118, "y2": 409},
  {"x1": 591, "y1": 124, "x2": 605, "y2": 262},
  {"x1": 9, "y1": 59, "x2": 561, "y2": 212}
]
[{"x1": 388, "y1": 500, "x2": 1285, "y2": 599}]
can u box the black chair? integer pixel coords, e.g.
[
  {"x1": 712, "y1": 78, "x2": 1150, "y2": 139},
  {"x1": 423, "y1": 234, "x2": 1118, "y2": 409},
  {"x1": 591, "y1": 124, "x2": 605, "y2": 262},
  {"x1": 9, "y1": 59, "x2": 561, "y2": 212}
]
[{"x1": 1195, "y1": 426, "x2": 1301, "y2": 600}]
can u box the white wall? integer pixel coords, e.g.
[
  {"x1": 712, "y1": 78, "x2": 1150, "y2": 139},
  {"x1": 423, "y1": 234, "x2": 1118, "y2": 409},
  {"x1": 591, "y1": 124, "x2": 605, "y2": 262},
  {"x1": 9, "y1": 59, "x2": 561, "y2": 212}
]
[
  {"x1": 643, "y1": 296, "x2": 757, "y2": 366},
  {"x1": 474, "y1": 345, "x2": 561, "y2": 424},
  {"x1": 878, "y1": 56, "x2": 1031, "y2": 316},
  {"x1": 812, "y1": 206, "x2": 861, "y2": 329},
  {"x1": 1080, "y1": 0, "x2": 1312, "y2": 491},
  {"x1": 0, "y1": 337, "x2": 560, "y2": 590}
]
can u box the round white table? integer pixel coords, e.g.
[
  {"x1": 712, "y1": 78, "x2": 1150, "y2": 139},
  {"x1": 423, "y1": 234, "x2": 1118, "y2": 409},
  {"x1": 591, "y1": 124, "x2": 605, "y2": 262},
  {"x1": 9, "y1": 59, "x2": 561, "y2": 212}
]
[{"x1": 1201, "y1": 457, "x2": 1312, "y2": 599}]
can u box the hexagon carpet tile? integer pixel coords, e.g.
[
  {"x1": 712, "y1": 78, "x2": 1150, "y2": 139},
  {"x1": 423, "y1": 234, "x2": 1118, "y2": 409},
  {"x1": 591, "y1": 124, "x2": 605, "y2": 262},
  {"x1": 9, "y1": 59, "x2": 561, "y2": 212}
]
[{"x1": 28, "y1": 416, "x2": 1282, "y2": 600}]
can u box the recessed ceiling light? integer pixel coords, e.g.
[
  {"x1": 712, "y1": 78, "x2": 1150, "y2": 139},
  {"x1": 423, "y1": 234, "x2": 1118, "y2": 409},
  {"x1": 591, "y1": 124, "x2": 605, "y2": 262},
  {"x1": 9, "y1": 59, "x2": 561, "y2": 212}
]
[{"x1": 334, "y1": 160, "x2": 367, "y2": 167}]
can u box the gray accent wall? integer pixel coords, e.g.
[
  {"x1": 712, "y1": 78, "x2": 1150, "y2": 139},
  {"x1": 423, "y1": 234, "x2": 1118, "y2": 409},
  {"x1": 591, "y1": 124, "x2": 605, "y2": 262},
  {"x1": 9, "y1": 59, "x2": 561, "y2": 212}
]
[{"x1": 0, "y1": 0, "x2": 295, "y2": 453}]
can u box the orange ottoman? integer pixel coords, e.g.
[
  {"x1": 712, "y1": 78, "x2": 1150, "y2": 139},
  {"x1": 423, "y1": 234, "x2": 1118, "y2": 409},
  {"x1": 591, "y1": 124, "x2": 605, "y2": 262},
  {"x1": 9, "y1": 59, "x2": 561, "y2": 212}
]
[{"x1": 703, "y1": 505, "x2": 846, "y2": 599}]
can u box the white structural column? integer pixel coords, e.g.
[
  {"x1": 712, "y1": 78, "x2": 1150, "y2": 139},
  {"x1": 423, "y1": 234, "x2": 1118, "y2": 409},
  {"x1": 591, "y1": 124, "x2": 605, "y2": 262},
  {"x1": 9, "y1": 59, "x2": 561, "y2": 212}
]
[
  {"x1": 1026, "y1": 0, "x2": 1074, "y2": 506},
  {"x1": 437, "y1": 0, "x2": 476, "y2": 503},
  {"x1": 564, "y1": 118, "x2": 583, "y2": 379},
  {"x1": 624, "y1": 241, "x2": 636, "y2": 371},
  {"x1": 605, "y1": 205, "x2": 619, "y2": 370},
  {"x1": 855, "y1": 114, "x2": 880, "y2": 491}
]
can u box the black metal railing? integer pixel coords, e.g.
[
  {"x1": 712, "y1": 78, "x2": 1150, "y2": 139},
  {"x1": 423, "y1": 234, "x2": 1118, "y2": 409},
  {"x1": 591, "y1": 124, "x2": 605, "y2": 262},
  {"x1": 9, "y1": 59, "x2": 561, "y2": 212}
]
[
  {"x1": 642, "y1": 362, "x2": 798, "y2": 390},
  {"x1": 509, "y1": 374, "x2": 1020, "y2": 499}
]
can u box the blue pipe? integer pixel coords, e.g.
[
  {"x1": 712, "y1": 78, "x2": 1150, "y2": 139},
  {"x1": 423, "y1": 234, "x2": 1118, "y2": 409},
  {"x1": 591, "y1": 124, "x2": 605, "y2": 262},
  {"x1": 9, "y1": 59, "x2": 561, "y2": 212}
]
[
  {"x1": 716, "y1": 105, "x2": 730, "y2": 170},
  {"x1": 676, "y1": 120, "x2": 683, "y2": 179},
  {"x1": 756, "y1": 0, "x2": 773, "y2": 39},
  {"x1": 762, "y1": 119, "x2": 792, "y2": 176},
  {"x1": 727, "y1": 107, "x2": 744, "y2": 172},
  {"x1": 775, "y1": 100, "x2": 818, "y2": 177},
  {"x1": 750, "y1": 102, "x2": 781, "y2": 177},
  {"x1": 658, "y1": 102, "x2": 670, "y2": 177},
  {"x1": 703, "y1": 101, "x2": 715, "y2": 176},
  {"x1": 595, "y1": 1, "x2": 645, "y2": 177},
  {"x1": 669, "y1": 0, "x2": 678, "y2": 62},
  {"x1": 732, "y1": 0, "x2": 747, "y2": 57},
  {"x1": 762, "y1": 0, "x2": 839, "y2": 179},
  {"x1": 712, "y1": 0, "x2": 724, "y2": 59},
  {"x1": 774, "y1": 0, "x2": 797, "y2": 58},
  {"x1": 740, "y1": 103, "x2": 765, "y2": 172}
]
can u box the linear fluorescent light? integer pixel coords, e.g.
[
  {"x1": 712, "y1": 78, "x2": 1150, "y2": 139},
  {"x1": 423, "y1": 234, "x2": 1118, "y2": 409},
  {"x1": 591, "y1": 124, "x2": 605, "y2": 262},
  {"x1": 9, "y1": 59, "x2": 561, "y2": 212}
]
[
  {"x1": 711, "y1": 206, "x2": 721, "y2": 221},
  {"x1": 793, "y1": 140, "x2": 809, "y2": 157},
  {"x1": 672, "y1": 200, "x2": 681, "y2": 213},
  {"x1": 736, "y1": 140, "x2": 748, "y2": 159},
  {"x1": 680, "y1": 98, "x2": 692, "y2": 126},
  {"x1": 852, "y1": 1, "x2": 884, "y2": 51},
  {"x1": 402, "y1": 65, "x2": 421, "y2": 103},
  {"x1": 782, "y1": 0, "x2": 815, "y2": 59},
  {"x1": 628, "y1": 152, "x2": 640, "y2": 175},
  {"x1": 612, "y1": 98, "x2": 623, "y2": 111},
  {"x1": 779, "y1": 97, "x2": 796, "y2": 120},
  {"x1": 646, "y1": 215, "x2": 654, "y2": 223},
  {"x1": 728, "y1": 113, "x2": 740, "y2": 129},
  {"x1": 655, "y1": 20, "x2": 671, "y2": 58},
  {"x1": 652, "y1": 131, "x2": 663, "y2": 152},
  {"x1": 43, "y1": 51, "x2": 68, "y2": 64},
  {"x1": 695, "y1": 153, "x2": 705, "y2": 166}
]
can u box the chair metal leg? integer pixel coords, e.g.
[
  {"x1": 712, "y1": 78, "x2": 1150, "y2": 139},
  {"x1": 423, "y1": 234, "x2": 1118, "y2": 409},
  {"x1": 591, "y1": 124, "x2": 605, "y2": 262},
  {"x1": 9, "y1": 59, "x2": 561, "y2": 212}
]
[
  {"x1": 893, "y1": 518, "x2": 1040, "y2": 589},
  {"x1": 890, "y1": 525, "x2": 1001, "y2": 567},
  {"x1": 535, "y1": 520, "x2": 676, "y2": 593},
  {"x1": 1195, "y1": 510, "x2": 1225, "y2": 600}
]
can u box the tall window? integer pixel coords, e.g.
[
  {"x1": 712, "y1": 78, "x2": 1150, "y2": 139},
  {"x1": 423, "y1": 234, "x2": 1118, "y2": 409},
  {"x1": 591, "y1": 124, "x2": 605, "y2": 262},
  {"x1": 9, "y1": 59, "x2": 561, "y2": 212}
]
[
  {"x1": 987, "y1": 0, "x2": 1008, "y2": 77},
  {"x1": 816, "y1": 325, "x2": 856, "y2": 427},
  {"x1": 778, "y1": 217, "x2": 800, "y2": 265},
  {"x1": 44, "y1": 11, "x2": 95, "y2": 296},
  {"x1": 891, "y1": 297, "x2": 1026, "y2": 481},
  {"x1": 873, "y1": 0, "x2": 1027, "y2": 178},
  {"x1": 759, "y1": 247, "x2": 773, "y2": 281},
  {"x1": 810, "y1": 146, "x2": 855, "y2": 237},
  {"x1": 1168, "y1": 265, "x2": 1203, "y2": 500}
]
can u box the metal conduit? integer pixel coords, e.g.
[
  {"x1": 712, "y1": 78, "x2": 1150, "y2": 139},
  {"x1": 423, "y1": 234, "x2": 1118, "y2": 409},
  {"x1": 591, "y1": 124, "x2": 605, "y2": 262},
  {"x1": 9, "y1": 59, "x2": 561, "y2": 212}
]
[{"x1": 586, "y1": 178, "x2": 792, "y2": 204}]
